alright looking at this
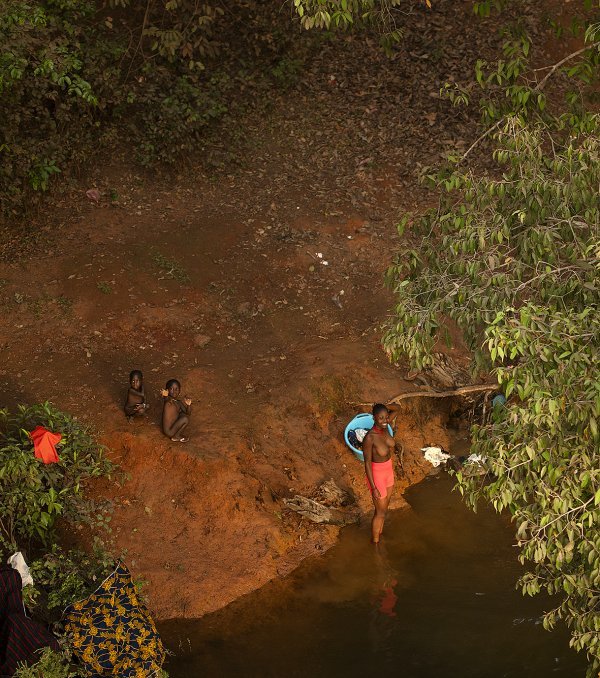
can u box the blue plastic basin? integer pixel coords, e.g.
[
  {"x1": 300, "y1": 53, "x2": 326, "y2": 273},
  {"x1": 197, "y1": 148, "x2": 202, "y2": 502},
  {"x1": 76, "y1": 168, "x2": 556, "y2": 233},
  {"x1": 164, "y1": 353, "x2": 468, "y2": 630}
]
[{"x1": 344, "y1": 413, "x2": 393, "y2": 462}]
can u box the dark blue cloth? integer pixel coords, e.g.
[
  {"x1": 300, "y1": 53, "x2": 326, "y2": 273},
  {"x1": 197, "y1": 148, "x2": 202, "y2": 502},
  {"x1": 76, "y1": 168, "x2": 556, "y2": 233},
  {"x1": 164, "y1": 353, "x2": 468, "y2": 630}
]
[
  {"x1": 63, "y1": 563, "x2": 165, "y2": 677},
  {"x1": 0, "y1": 566, "x2": 59, "y2": 676}
]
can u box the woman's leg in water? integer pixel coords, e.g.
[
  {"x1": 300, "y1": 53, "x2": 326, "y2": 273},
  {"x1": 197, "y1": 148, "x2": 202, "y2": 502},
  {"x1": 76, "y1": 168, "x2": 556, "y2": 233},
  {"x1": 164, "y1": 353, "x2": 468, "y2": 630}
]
[
  {"x1": 378, "y1": 489, "x2": 393, "y2": 539},
  {"x1": 371, "y1": 489, "x2": 393, "y2": 544}
]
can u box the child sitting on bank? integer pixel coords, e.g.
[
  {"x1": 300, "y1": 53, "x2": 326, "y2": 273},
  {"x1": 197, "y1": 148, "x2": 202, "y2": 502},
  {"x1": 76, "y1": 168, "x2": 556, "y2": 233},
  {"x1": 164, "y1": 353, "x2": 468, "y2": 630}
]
[
  {"x1": 124, "y1": 370, "x2": 149, "y2": 422},
  {"x1": 161, "y1": 379, "x2": 192, "y2": 442}
]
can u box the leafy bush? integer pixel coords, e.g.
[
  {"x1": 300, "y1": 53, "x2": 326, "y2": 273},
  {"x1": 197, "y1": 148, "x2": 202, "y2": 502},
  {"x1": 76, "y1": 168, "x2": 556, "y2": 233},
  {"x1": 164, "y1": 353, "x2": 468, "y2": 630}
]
[
  {"x1": 132, "y1": 70, "x2": 229, "y2": 166},
  {"x1": 0, "y1": 1, "x2": 102, "y2": 211},
  {"x1": 13, "y1": 647, "x2": 76, "y2": 678},
  {"x1": 271, "y1": 57, "x2": 303, "y2": 89},
  {"x1": 384, "y1": 17, "x2": 600, "y2": 673},
  {"x1": 0, "y1": 402, "x2": 115, "y2": 546},
  {"x1": 0, "y1": 405, "x2": 169, "y2": 676},
  {"x1": 13, "y1": 647, "x2": 170, "y2": 678},
  {"x1": 24, "y1": 542, "x2": 116, "y2": 618},
  {"x1": 0, "y1": 0, "x2": 295, "y2": 214}
]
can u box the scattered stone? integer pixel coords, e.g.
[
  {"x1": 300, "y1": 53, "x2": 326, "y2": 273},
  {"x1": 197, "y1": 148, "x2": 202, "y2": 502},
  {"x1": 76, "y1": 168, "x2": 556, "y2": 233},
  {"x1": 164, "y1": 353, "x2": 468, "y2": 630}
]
[
  {"x1": 193, "y1": 334, "x2": 211, "y2": 348},
  {"x1": 85, "y1": 188, "x2": 101, "y2": 203}
]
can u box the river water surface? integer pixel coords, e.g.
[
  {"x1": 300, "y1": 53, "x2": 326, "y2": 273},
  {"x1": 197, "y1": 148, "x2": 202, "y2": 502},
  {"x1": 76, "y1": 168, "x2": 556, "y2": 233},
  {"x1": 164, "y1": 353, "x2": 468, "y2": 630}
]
[{"x1": 160, "y1": 475, "x2": 587, "y2": 677}]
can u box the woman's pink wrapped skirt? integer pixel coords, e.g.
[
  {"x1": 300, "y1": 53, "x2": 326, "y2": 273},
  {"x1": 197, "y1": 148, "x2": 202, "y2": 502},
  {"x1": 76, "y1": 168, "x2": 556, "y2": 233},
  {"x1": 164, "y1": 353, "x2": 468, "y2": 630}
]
[{"x1": 366, "y1": 459, "x2": 394, "y2": 498}]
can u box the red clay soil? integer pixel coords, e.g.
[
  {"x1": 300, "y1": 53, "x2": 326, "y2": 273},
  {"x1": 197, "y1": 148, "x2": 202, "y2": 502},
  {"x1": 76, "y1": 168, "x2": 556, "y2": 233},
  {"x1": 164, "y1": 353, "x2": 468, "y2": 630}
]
[
  {"x1": 0, "y1": 178, "x2": 458, "y2": 619},
  {"x1": 0, "y1": 0, "x2": 519, "y2": 619}
]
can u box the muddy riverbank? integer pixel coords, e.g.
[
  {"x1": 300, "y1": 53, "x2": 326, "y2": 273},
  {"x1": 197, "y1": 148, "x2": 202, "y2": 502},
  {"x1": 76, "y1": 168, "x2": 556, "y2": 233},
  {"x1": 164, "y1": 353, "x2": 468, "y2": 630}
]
[
  {"x1": 160, "y1": 474, "x2": 587, "y2": 677},
  {"x1": 0, "y1": 0, "x2": 563, "y2": 621}
]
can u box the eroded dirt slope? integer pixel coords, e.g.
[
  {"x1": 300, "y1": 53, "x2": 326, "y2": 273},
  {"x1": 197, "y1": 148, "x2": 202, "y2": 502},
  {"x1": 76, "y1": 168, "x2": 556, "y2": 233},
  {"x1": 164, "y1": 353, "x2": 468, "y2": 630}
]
[{"x1": 0, "y1": 0, "x2": 537, "y2": 618}]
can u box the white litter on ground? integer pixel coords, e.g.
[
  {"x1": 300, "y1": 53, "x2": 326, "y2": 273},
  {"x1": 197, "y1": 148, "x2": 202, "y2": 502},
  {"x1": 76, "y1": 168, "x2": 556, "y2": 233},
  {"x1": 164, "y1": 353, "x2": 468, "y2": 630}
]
[
  {"x1": 8, "y1": 552, "x2": 33, "y2": 587},
  {"x1": 421, "y1": 446, "x2": 450, "y2": 467}
]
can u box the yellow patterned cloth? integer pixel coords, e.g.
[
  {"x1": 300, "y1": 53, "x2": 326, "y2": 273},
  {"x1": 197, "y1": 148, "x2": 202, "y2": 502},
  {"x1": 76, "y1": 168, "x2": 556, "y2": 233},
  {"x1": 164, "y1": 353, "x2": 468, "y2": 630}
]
[{"x1": 63, "y1": 563, "x2": 165, "y2": 677}]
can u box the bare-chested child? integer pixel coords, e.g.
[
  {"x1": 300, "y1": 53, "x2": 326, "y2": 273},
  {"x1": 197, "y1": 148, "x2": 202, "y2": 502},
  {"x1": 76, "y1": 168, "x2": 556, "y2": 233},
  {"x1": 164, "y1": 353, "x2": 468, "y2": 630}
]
[
  {"x1": 161, "y1": 379, "x2": 192, "y2": 442},
  {"x1": 124, "y1": 370, "x2": 149, "y2": 422}
]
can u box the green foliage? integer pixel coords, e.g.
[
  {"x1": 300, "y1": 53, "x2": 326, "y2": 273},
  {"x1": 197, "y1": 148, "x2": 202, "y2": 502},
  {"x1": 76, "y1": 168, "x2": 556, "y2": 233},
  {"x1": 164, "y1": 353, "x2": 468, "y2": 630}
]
[
  {"x1": 292, "y1": 0, "x2": 425, "y2": 50},
  {"x1": 13, "y1": 647, "x2": 76, "y2": 678},
  {"x1": 0, "y1": 403, "x2": 129, "y2": 677},
  {"x1": 472, "y1": 0, "x2": 507, "y2": 18},
  {"x1": 13, "y1": 647, "x2": 170, "y2": 678},
  {"x1": 0, "y1": 402, "x2": 114, "y2": 545},
  {"x1": 152, "y1": 251, "x2": 190, "y2": 283},
  {"x1": 0, "y1": 405, "x2": 168, "y2": 676},
  {"x1": 0, "y1": 0, "x2": 235, "y2": 212},
  {"x1": 133, "y1": 70, "x2": 228, "y2": 166},
  {"x1": 384, "y1": 16, "x2": 600, "y2": 671},
  {"x1": 0, "y1": 0, "x2": 100, "y2": 209},
  {"x1": 271, "y1": 57, "x2": 303, "y2": 89},
  {"x1": 24, "y1": 542, "x2": 116, "y2": 617},
  {"x1": 441, "y1": 6, "x2": 600, "y2": 133}
]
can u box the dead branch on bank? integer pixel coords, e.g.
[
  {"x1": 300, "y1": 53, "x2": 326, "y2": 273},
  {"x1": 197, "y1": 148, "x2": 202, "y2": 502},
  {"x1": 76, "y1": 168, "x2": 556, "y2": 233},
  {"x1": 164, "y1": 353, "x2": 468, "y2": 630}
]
[{"x1": 355, "y1": 383, "x2": 497, "y2": 407}]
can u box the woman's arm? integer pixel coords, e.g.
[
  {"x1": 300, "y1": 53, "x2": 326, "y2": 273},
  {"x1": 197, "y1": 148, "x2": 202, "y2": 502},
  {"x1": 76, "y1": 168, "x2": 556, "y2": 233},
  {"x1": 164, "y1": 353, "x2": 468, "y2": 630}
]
[
  {"x1": 386, "y1": 403, "x2": 402, "y2": 425},
  {"x1": 363, "y1": 435, "x2": 381, "y2": 499}
]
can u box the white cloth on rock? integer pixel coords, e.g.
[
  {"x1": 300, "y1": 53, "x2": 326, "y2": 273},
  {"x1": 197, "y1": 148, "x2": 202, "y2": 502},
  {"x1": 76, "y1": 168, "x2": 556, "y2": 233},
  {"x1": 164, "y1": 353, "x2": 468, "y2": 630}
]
[
  {"x1": 7, "y1": 552, "x2": 33, "y2": 588},
  {"x1": 421, "y1": 446, "x2": 450, "y2": 467},
  {"x1": 465, "y1": 453, "x2": 487, "y2": 465}
]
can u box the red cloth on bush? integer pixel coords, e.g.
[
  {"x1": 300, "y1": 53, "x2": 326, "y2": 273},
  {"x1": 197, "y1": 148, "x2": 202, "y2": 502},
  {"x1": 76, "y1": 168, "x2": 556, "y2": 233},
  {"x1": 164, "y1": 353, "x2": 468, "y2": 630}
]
[{"x1": 29, "y1": 426, "x2": 61, "y2": 464}]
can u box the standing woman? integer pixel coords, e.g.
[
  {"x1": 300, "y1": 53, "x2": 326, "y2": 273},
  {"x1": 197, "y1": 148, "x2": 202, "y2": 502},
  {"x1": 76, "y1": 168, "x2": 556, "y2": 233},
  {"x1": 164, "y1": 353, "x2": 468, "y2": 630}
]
[{"x1": 363, "y1": 403, "x2": 399, "y2": 544}]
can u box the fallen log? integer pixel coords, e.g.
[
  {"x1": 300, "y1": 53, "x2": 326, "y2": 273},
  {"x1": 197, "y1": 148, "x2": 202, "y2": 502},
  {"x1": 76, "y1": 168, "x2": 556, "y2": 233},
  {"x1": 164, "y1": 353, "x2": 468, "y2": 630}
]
[
  {"x1": 355, "y1": 383, "x2": 497, "y2": 407},
  {"x1": 283, "y1": 495, "x2": 356, "y2": 525},
  {"x1": 315, "y1": 479, "x2": 353, "y2": 507}
]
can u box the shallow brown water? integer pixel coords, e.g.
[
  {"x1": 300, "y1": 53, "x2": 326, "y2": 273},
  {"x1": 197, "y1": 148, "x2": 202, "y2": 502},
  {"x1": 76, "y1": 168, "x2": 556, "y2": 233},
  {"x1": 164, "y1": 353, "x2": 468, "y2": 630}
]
[{"x1": 160, "y1": 475, "x2": 587, "y2": 677}]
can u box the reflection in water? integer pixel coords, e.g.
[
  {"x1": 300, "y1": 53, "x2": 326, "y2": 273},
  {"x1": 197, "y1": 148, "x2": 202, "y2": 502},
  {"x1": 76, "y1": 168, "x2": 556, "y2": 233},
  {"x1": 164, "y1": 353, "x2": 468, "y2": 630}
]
[{"x1": 160, "y1": 475, "x2": 587, "y2": 678}]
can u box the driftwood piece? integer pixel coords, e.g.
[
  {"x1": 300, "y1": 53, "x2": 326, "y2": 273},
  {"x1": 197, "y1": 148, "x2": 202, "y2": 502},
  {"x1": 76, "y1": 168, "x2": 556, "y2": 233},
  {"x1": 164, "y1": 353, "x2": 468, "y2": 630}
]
[
  {"x1": 356, "y1": 383, "x2": 497, "y2": 408},
  {"x1": 427, "y1": 352, "x2": 472, "y2": 389},
  {"x1": 315, "y1": 479, "x2": 353, "y2": 507},
  {"x1": 283, "y1": 479, "x2": 357, "y2": 525},
  {"x1": 283, "y1": 496, "x2": 354, "y2": 525},
  {"x1": 386, "y1": 383, "x2": 497, "y2": 405}
]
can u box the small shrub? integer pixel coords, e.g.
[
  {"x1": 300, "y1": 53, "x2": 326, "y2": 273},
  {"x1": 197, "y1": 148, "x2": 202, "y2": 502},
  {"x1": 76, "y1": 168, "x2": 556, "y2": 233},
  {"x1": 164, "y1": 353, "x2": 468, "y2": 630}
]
[
  {"x1": 133, "y1": 70, "x2": 229, "y2": 167},
  {"x1": 56, "y1": 295, "x2": 72, "y2": 314},
  {"x1": 0, "y1": 402, "x2": 115, "y2": 545},
  {"x1": 271, "y1": 57, "x2": 303, "y2": 88},
  {"x1": 13, "y1": 647, "x2": 75, "y2": 678},
  {"x1": 24, "y1": 542, "x2": 116, "y2": 618},
  {"x1": 151, "y1": 251, "x2": 190, "y2": 283}
]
